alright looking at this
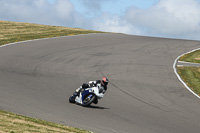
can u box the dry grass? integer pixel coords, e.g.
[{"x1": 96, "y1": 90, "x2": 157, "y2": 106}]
[
  {"x1": 0, "y1": 20, "x2": 104, "y2": 45},
  {"x1": 194, "y1": 56, "x2": 200, "y2": 60},
  {"x1": 198, "y1": 67, "x2": 200, "y2": 72},
  {"x1": 0, "y1": 110, "x2": 93, "y2": 133}
]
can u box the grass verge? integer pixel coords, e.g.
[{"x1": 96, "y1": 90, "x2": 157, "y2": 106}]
[
  {"x1": 0, "y1": 20, "x2": 101, "y2": 132},
  {"x1": 177, "y1": 66, "x2": 200, "y2": 96},
  {"x1": 0, "y1": 20, "x2": 104, "y2": 46},
  {"x1": 179, "y1": 49, "x2": 200, "y2": 63},
  {"x1": 0, "y1": 110, "x2": 92, "y2": 133}
]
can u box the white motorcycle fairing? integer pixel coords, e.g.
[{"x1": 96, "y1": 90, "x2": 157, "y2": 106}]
[{"x1": 75, "y1": 86, "x2": 104, "y2": 105}]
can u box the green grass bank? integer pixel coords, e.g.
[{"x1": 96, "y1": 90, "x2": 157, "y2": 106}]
[
  {"x1": 178, "y1": 48, "x2": 200, "y2": 97},
  {"x1": 179, "y1": 49, "x2": 200, "y2": 63},
  {"x1": 177, "y1": 66, "x2": 200, "y2": 96}
]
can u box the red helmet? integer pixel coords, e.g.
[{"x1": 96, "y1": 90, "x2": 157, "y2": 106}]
[{"x1": 101, "y1": 77, "x2": 109, "y2": 86}]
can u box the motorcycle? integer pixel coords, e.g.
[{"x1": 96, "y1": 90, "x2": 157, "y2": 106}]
[{"x1": 69, "y1": 86, "x2": 104, "y2": 107}]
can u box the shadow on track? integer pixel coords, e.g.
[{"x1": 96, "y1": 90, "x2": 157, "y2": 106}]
[{"x1": 84, "y1": 105, "x2": 109, "y2": 110}]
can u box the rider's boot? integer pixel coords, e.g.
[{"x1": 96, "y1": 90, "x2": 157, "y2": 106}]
[{"x1": 73, "y1": 92, "x2": 78, "y2": 97}]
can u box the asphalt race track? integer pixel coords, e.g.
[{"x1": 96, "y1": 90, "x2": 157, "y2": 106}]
[{"x1": 1, "y1": 33, "x2": 200, "y2": 133}]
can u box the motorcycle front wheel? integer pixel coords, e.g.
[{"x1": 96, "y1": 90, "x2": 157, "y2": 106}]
[
  {"x1": 82, "y1": 94, "x2": 96, "y2": 107},
  {"x1": 69, "y1": 95, "x2": 76, "y2": 103}
]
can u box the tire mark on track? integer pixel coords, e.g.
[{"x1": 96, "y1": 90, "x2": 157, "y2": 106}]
[{"x1": 109, "y1": 81, "x2": 168, "y2": 111}]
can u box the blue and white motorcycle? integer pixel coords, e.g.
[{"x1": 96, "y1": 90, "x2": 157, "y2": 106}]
[{"x1": 69, "y1": 85, "x2": 104, "y2": 107}]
